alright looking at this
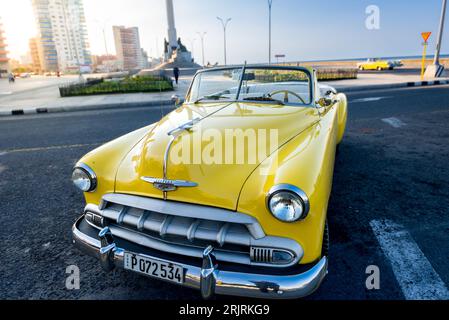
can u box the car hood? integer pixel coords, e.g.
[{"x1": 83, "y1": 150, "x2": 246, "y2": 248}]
[{"x1": 115, "y1": 102, "x2": 319, "y2": 211}]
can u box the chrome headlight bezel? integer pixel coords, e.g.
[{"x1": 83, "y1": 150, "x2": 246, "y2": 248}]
[
  {"x1": 266, "y1": 184, "x2": 310, "y2": 222},
  {"x1": 72, "y1": 163, "x2": 97, "y2": 192}
]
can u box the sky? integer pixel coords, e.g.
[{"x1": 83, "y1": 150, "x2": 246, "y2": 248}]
[{"x1": 0, "y1": 0, "x2": 448, "y2": 64}]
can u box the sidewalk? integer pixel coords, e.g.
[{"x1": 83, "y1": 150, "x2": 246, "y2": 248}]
[
  {"x1": 1, "y1": 71, "x2": 448, "y2": 117},
  {"x1": 0, "y1": 76, "x2": 191, "y2": 116}
]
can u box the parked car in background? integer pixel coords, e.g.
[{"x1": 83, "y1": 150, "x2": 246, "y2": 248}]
[
  {"x1": 389, "y1": 60, "x2": 403, "y2": 67},
  {"x1": 357, "y1": 58, "x2": 394, "y2": 71},
  {"x1": 19, "y1": 73, "x2": 31, "y2": 78}
]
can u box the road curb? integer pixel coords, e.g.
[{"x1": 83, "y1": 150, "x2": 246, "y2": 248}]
[{"x1": 0, "y1": 99, "x2": 175, "y2": 117}]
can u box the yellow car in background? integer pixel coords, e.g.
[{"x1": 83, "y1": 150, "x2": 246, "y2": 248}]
[
  {"x1": 357, "y1": 58, "x2": 394, "y2": 71},
  {"x1": 71, "y1": 65, "x2": 348, "y2": 299}
]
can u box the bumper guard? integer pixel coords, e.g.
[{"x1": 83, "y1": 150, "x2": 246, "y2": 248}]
[{"x1": 72, "y1": 216, "x2": 328, "y2": 299}]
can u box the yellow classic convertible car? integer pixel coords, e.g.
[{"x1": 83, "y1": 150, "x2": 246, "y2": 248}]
[{"x1": 71, "y1": 65, "x2": 348, "y2": 299}]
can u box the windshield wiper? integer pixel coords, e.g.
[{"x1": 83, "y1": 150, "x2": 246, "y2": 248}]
[
  {"x1": 194, "y1": 95, "x2": 230, "y2": 104},
  {"x1": 242, "y1": 96, "x2": 285, "y2": 105}
]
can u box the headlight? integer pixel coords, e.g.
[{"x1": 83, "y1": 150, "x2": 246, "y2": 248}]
[
  {"x1": 267, "y1": 184, "x2": 310, "y2": 222},
  {"x1": 71, "y1": 163, "x2": 97, "y2": 192}
]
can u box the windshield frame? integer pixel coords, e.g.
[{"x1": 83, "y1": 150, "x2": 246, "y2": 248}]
[{"x1": 185, "y1": 65, "x2": 315, "y2": 106}]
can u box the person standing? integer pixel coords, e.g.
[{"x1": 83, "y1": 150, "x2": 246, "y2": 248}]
[
  {"x1": 173, "y1": 67, "x2": 180, "y2": 85},
  {"x1": 8, "y1": 72, "x2": 15, "y2": 83}
]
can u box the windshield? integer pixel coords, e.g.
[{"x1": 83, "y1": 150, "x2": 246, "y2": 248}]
[
  {"x1": 186, "y1": 66, "x2": 312, "y2": 105},
  {"x1": 187, "y1": 68, "x2": 242, "y2": 103}
]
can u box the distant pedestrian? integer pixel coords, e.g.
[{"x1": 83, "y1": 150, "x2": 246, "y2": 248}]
[
  {"x1": 8, "y1": 72, "x2": 15, "y2": 83},
  {"x1": 173, "y1": 67, "x2": 179, "y2": 85}
]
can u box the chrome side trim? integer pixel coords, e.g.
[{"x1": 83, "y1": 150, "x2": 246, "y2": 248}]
[{"x1": 72, "y1": 216, "x2": 328, "y2": 300}]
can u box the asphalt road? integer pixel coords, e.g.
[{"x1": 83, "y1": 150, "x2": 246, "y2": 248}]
[{"x1": 1, "y1": 85, "x2": 449, "y2": 300}]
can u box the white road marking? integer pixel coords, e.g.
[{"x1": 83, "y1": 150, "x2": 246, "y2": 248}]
[
  {"x1": 0, "y1": 164, "x2": 5, "y2": 174},
  {"x1": 0, "y1": 91, "x2": 12, "y2": 95},
  {"x1": 0, "y1": 143, "x2": 102, "y2": 155},
  {"x1": 370, "y1": 219, "x2": 449, "y2": 300},
  {"x1": 382, "y1": 117, "x2": 406, "y2": 128},
  {"x1": 352, "y1": 96, "x2": 389, "y2": 103}
]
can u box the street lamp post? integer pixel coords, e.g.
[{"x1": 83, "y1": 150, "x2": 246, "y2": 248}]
[
  {"x1": 197, "y1": 32, "x2": 207, "y2": 67},
  {"x1": 268, "y1": 0, "x2": 273, "y2": 64},
  {"x1": 102, "y1": 27, "x2": 109, "y2": 56},
  {"x1": 92, "y1": 19, "x2": 110, "y2": 55},
  {"x1": 434, "y1": 0, "x2": 447, "y2": 65},
  {"x1": 425, "y1": 0, "x2": 447, "y2": 78},
  {"x1": 217, "y1": 17, "x2": 231, "y2": 66},
  {"x1": 93, "y1": 19, "x2": 110, "y2": 72},
  {"x1": 188, "y1": 38, "x2": 196, "y2": 61}
]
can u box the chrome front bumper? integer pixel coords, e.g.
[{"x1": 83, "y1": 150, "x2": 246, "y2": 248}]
[{"x1": 72, "y1": 215, "x2": 328, "y2": 299}]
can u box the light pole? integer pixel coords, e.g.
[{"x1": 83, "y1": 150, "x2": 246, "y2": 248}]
[
  {"x1": 93, "y1": 19, "x2": 110, "y2": 56},
  {"x1": 425, "y1": 0, "x2": 447, "y2": 78},
  {"x1": 434, "y1": 0, "x2": 447, "y2": 65},
  {"x1": 188, "y1": 38, "x2": 196, "y2": 62},
  {"x1": 217, "y1": 17, "x2": 231, "y2": 66},
  {"x1": 197, "y1": 32, "x2": 207, "y2": 67},
  {"x1": 92, "y1": 19, "x2": 111, "y2": 72},
  {"x1": 268, "y1": 0, "x2": 273, "y2": 64}
]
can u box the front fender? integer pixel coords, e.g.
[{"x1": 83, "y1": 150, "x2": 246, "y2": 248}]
[
  {"x1": 77, "y1": 123, "x2": 156, "y2": 206},
  {"x1": 237, "y1": 108, "x2": 338, "y2": 264}
]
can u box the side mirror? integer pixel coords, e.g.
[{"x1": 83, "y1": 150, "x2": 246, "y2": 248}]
[
  {"x1": 171, "y1": 94, "x2": 181, "y2": 107},
  {"x1": 316, "y1": 97, "x2": 336, "y2": 107}
]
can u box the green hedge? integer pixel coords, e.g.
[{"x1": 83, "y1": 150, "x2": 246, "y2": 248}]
[
  {"x1": 59, "y1": 76, "x2": 173, "y2": 97},
  {"x1": 251, "y1": 68, "x2": 358, "y2": 83},
  {"x1": 316, "y1": 68, "x2": 358, "y2": 81}
]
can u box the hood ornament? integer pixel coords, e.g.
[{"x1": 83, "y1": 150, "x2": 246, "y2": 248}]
[
  {"x1": 141, "y1": 177, "x2": 198, "y2": 193},
  {"x1": 151, "y1": 117, "x2": 201, "y2": 200}
]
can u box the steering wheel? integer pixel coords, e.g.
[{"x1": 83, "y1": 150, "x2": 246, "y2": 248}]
[{"x1": 268, "y1": 90, "x2": 306, "y2": 104}]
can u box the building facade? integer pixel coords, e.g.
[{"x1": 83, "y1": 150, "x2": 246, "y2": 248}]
[
  {"x1": 113, "y1": 26, "x2": 145, "y2": 71},
  {"x1": 29, "y1": 38, "x2": 42, "y2": 73},
  {"x1": 0, "y1": 17, "x2": 9, "y2": 77},
  {"x1": 31, "y1": 0, "x2": 91, "y2": 72}
]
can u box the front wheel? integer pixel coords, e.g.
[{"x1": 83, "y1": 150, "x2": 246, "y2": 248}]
[{"x1": 377, "y1": 66, "x2": 382, "y2": 71}]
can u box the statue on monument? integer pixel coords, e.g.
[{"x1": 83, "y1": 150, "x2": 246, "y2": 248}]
[
  {"x1": 164, "y1": 38, "x2": 169, "y2": 54},
  {"x1": 157, "y1": 0, "x2": 199, "y2": 69},
  {"x1": 177, "y1": 38, "x2": 187, "y2": 52}
]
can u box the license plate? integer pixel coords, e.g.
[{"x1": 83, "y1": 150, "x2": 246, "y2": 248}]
[{"x1": 124, "y1": 252, "x2": 184, "y2": 284}]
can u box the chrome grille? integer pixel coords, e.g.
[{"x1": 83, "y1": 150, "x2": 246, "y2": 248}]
[
  {"x1": 84, "y1": 193, "x2": 303, "y2": 267},
  {"x1": 103, "y1": 202, "x2": 252, "y2": 248},
  {"x1": 250, "y1": 247, "x2": 274, "y2": 263}
]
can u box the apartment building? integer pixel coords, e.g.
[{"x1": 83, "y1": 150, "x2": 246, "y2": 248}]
[
  {"x1": 0, "y1": 17, "x2": 9, "y2": 77},
  {"x1": 113, "y1": 26, "x2": 145, "y2": 71},
  {"x1": 29, "y1": 38, "x2": 42, "y2": 73},
  {"x1": 32, "y1": 0, "x2": 91, "y2": 72}
]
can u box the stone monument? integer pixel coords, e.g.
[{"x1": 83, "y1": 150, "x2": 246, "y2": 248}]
[{"x1": 161, "y1": 0, "x2": 198, "y2": 68}]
